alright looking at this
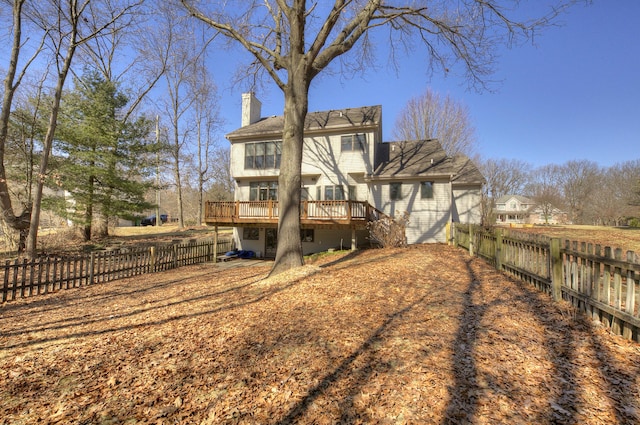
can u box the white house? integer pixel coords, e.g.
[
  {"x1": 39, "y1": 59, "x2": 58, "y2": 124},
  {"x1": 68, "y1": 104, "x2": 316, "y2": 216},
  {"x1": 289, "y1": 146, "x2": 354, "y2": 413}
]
[
  {"x1": 204, "y1": 93, "x2": 484, "y2": 257},
  {"x1": 495, "y1": 195, "x2": 569, "y2": 225}
]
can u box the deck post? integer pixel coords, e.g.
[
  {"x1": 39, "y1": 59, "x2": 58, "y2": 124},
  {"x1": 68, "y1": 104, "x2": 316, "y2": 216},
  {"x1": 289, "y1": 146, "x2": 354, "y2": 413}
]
[{"x1": 351, "y1": 228, "x2": 357, "y2": 251}]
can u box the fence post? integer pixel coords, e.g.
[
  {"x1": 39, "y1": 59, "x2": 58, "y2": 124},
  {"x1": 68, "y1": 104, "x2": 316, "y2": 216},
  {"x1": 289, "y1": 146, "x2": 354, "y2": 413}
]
[
  {"x1": 89, "y1": 252, "x2": 95, "y2": 285},
  {"x1": 150, "y1": 246, "x2": 156, "y2": 272},
  {"x1": 551, "y1": 238, "x2": 562, "y2": 302},
  {"x1": 495, "y1": 229, "x2": 503, "y2": 271},
  {"x1": 468, "y1": 225, "x2": 475, "y2": 257},
  {"x1": 213, "y1": 232, "x2": 218, "y2": 263}
]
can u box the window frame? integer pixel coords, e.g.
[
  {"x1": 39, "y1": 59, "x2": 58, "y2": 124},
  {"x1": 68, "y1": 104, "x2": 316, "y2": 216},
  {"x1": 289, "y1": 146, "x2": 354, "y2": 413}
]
[
  {"x1": 300, "y1": 229, "x2": 314, "y2": 243},
  {"x1": 243, "y1": 227, "x2": 259, "y2": 240},
  {"x1": 421, "y1": 181, "x2": 434, "y2": 199},
  {"x1": 390, "y1": 182, "x2": 402, "y2": 201},
  {"x1": 323, "y1": 185, "x2": 345, "y2": 201},
  {"x1": 249, "y1": 181, "x2": 278, "y2": 201},
  {"x1": 244, "y1": 141, "x2": 282, "y2": 169},
  {"x1": 340, "y1": 133, "x2": 366, "y2": 152}
]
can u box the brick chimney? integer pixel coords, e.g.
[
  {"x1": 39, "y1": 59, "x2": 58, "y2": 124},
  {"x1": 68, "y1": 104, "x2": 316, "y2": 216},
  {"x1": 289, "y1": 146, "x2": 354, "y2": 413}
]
[{"x1": 241, "y1": 92, "x2": 262, "y2": 127}]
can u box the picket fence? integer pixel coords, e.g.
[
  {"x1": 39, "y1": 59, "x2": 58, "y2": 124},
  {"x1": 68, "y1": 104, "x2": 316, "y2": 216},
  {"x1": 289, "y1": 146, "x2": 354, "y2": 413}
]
[
  {"x1": 1, "y1": 237, "x2": 233, "y2": 302},
  {"x1": 454, "y1": 224, "x2": 640, "y2": 342}
]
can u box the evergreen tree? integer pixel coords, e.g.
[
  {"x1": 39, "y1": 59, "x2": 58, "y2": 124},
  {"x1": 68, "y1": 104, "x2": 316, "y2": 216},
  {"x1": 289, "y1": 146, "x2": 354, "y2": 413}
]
[{"x1": 53, "y1": 70, "x2": 155, "y2": 240}]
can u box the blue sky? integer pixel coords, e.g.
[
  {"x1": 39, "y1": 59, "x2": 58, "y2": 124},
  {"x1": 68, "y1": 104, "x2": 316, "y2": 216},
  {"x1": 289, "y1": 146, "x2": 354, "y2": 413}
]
[{"x1": 214, "y1": 1, "x2": 639, "y2": 168}]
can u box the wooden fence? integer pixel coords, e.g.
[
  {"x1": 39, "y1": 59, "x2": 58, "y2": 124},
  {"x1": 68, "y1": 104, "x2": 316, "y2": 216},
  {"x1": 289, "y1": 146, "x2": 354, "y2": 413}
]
[
  {"x1": 1, "y1": 237, "x2": 233, "y2": 303},
  {"x1": 454, "y1": 224, "x2": 640, "y2": 342}
]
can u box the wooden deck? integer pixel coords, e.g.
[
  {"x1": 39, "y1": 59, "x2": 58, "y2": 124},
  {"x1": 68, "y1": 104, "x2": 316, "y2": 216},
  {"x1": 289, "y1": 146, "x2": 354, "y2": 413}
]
[{"x1": 204, "y1": 200, "x2": 381, "y2": 228}]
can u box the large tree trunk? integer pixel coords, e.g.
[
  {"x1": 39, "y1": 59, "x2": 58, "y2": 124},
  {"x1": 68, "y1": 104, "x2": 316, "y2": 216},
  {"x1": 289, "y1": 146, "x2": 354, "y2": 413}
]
[{"x1": 270, "y1": 74, "x2": 309, "y2": 275}]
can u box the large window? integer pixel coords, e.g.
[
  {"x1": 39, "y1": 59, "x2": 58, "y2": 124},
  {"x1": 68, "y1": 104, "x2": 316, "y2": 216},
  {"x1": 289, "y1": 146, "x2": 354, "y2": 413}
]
[
  {"x1": 324, "y1": 185, "x2": 345, "y2": 200},
  {"x1": 245, "y1": 141, "x2": 282, "y2": 169},
  {"x1": 421, "y1": 181, "x2": 434, "y2": 199},
  {"x1": 341, "y1": 134, "x2": 366, "y2": 152},
  {"x1": 390, "y1": 182, "x2": 402, "y2": 200},
  {"x1": 249, "y1": 181, "x2": 278, "y2": 201}
]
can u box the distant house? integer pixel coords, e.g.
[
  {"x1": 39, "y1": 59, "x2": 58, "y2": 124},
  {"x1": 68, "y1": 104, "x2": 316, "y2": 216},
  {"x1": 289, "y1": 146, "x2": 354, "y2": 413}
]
[
  {"x1": 204, "y1": 93, "x2": 485, "y2": 257},
  {"x1": 495, "y1": 195, "x2": 569, "y2": 225}
]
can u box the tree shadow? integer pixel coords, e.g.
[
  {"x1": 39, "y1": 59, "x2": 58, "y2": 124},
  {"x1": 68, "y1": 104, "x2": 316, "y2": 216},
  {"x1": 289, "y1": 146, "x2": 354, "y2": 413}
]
[
  {"x1": 443, "y1": 258, "x2": 582, "y2": 424},
  {"x1": 0, "y1": 268, "x2": 303, "y2": 351},
  {"x1": 275, "y1": 294, "x2": 428, "y2": 424}
]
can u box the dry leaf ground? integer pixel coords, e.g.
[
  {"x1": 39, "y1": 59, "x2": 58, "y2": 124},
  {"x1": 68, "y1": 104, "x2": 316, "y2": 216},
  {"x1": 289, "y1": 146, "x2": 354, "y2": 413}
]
[{"x1": 1, "y1": 244, "x2": 639, "y2": 424}]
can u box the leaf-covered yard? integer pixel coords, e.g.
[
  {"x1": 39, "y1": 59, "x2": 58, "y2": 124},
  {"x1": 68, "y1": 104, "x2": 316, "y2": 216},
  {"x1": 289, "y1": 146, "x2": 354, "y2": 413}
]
[{"x1": 1, "y1": 245, "x2": 639, "y2": 424}]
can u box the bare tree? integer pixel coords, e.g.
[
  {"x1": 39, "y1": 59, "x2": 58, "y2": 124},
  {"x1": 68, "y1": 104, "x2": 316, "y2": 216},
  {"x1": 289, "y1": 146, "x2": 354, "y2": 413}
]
[
  {"x1": 556, "y1": 159, "x2": 600, "y2": 225},
  {"x1": 0, "y1": 0, "x2": 48, "y2": 251},
  {"x1": 188, "y1": 62, "x2": 222, "y2": 226},
  {"x1": 151, "y1": 3, "x2": 216, "y2": 229},
  {"x1": 181, "y1": 0, "x2": 580, "y2": 275},
  {"x1": 526, "y1": 164, "x2": 564, "y2": 224},
  {"x1": 481, "y1": 158, "x2": 532, "y2": 199},
  {"x1": 591, "y1": 160, "x2": 640, "y2": 225},
  {"x1": 392, "y1": 88, "x2": 476, "y2": 157},
  {"x1": 24, "y1": 0, "x2": 144, "y2": 257}
]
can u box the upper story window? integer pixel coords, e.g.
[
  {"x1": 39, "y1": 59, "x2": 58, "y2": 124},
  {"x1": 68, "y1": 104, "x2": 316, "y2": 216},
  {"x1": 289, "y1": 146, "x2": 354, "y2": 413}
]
[
  {"x1": 390, "y1": 182, "x2": 402, "y2": 200},
  {"x1": 245, "y1": 141, "x2": 281, "y2": 169},
  {"x1": 341, "y1": 133, "x2": 366, "y2": 152},
  {"x1": 421, "y1": 181, "x2": 433, "y2": 199}
]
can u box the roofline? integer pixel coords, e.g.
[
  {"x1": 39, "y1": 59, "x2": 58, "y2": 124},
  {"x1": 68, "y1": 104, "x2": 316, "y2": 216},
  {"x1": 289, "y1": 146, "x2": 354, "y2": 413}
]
[{"x1": 227, "y1": 121, "x2": 381, "y2": 143}]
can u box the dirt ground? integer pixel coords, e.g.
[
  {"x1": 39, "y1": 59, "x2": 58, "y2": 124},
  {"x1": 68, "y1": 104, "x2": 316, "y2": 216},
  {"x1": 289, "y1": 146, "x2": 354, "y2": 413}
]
[{"x1": 1, "y1": 245, "x2": 639, "y2": 424}]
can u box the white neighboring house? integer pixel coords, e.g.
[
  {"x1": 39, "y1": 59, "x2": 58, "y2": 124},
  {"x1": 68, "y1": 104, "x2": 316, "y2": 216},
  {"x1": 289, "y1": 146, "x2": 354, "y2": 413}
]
[
  {"x1": 204, "y1": 93, "x2": 484, "y2": 257},
  {"x1": 495, "y1": 195, "x2": 569, "y2": 225}
]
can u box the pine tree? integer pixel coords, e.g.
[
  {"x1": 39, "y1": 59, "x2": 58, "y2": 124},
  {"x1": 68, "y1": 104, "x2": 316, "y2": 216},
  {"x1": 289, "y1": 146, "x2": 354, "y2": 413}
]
[{"x1": 53, "y1": 70, "x2": 156, "y2": 240}]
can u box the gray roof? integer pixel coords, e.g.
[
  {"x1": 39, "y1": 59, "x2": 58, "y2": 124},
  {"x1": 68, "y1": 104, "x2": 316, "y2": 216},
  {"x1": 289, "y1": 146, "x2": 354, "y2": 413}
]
[
  {"x1": 451, "y1": 154, "x2": 486, "y2": 185},
  {"x1": 227, "y1": 105, "x2": 382, "y2": 140},
  {"x1": 372, "y1": 139, "x2": 484, "y2": 185},
  {"x1": 374, "y1": 139, "x2": 452, "y2": 177},
  {"x1": 495, "y1": 195, "x2": 534, "y2": 204}
]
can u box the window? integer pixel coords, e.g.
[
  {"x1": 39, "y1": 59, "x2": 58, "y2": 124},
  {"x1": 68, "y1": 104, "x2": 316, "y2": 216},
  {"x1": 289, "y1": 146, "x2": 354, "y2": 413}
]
[
  {"x1": 341, "y1": 134, "x2": 366, "y2": 152},
  {"x1": 249, "y1": 181, "x2": 278, "y2": 201},
  {"x1": 243, "y1": 228, "x2": 259, "y2": 240},
  {"x1": 244, "y1": 141, "x2": 281, "y2": 169},
  {"x1": 324, "y1": 185, "x2": 345, "y2": 200},
  {"x1": 300, "y1": 229, "x2": 314, "y2": 242},
  {"x1": 421, "y1": 181, "x2": 433, "y2": 199},
  {"x1": 390, "y1": 182, "x2": 402, "y2": 200},
  {"x1": 348, "y1": 185, "x2": 357, "y2": 201}
]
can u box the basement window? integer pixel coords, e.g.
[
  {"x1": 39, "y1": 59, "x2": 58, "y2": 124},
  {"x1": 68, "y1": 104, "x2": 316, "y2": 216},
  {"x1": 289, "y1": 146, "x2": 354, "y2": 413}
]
[{"x1": 300, "y1": 229, "x2": 314, "y2": 243}]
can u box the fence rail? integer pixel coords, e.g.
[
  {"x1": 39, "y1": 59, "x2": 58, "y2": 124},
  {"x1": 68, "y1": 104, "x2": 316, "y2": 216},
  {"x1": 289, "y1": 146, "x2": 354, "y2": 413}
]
[
  {"x1": 454, "y1": 224, "x2": 640, "y2": 342},
  {"x1": 1, "y1": 237, "x2": 233, "y2": 303}
]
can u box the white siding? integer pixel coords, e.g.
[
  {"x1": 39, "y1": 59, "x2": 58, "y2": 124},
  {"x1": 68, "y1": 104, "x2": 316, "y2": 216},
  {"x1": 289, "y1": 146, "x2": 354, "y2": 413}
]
[
  {"x1": 452, "y1": 187, "x2": 482, "y2": 224},
  {"x1": 372, "y1": 180, "x2": 451, "y2": 244}
]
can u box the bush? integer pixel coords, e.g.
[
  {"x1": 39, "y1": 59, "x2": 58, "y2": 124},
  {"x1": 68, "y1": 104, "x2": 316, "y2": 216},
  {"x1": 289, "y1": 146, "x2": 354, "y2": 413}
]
[{"x1": 367, "y1": 211, "x2": 410, "y2": 248}]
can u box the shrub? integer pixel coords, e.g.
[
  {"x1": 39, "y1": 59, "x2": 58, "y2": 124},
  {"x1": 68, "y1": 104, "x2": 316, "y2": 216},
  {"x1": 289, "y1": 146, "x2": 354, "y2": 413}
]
[{"x1": 367, "y1": 211, "x2": 410, "y2": 248}]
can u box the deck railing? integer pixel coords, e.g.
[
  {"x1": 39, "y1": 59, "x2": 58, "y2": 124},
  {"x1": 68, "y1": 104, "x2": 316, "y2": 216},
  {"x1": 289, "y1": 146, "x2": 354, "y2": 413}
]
[{"x1": 205, "y1": 200, "x2": 374, "y2": 224}]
